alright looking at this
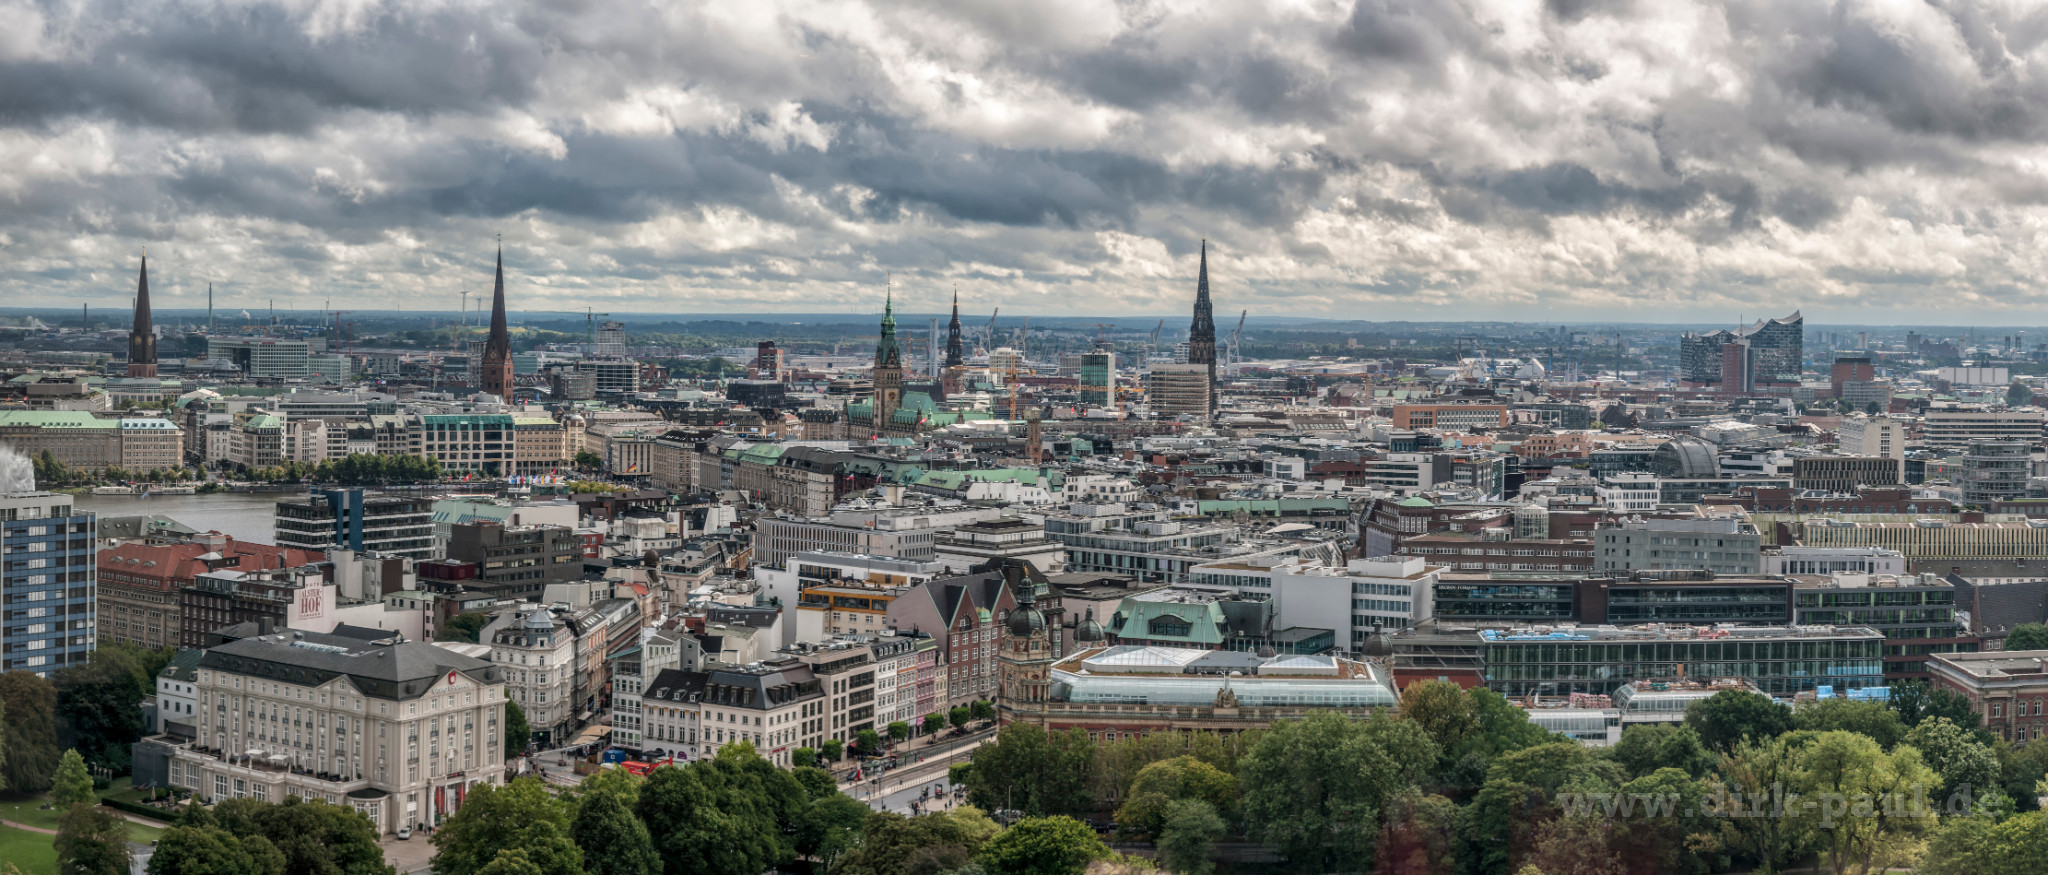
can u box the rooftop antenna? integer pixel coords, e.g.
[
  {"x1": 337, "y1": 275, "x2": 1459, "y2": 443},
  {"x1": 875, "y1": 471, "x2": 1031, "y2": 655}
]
[{"x1": 207, "y1": 283, "x2": 213, "y2": 334}]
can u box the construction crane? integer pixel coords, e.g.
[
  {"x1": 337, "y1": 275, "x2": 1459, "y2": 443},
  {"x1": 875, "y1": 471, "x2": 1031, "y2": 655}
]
[
  {"x1": 532, "y1": 308, "x2": 609, "y2": 355},
  {"x1": 980, "y1": 308, "x2": 1000, "y2": 356},
  {"x1": 1148, "y1": 319, "x2": 1164, "y2": 361},
  {"x1": 327, "y1": 311, "x2": 353, "y2": 349}
]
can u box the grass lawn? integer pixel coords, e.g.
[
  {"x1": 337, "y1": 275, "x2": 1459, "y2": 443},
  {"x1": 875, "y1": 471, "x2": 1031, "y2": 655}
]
[{"x1": 0, "y1": 824, "x2": 59, "y2": 875}]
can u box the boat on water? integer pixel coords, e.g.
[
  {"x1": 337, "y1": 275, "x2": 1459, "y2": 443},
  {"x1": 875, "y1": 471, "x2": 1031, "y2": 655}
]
[
  {"x1": 155, "y1": 485, "x2": 197, "y2": 495},
  {"x1": 91, "y1": 485, "x2": 135, "y2": 495}
]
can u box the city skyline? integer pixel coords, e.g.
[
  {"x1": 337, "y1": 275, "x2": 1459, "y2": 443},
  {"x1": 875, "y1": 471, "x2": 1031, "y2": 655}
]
[{"x1": 4, "y1": 2, "x2": 2048, "y2": 322}]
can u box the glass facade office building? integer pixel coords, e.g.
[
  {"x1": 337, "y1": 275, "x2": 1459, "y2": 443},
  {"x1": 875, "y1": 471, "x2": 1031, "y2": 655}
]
[{"x1": 1480, "y1": 625, "x2": 1883, "y2": 697}]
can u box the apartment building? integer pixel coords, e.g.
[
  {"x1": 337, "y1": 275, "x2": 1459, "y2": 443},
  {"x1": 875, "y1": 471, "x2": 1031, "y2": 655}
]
[
  {"x1": 1595, "y1": 517, "x2": 1762, "y2": 575},
  {"x1": 99, "y1": 534, "x2": 324, "y2": 650},
  {"x1": 0, "y1": 492, "x2": 96, "y2": 675},
  {"x1": 482, "y1": 608, "x2": 578, "y2": 748},
  {"x1": 444, "y1": 521, "x2": 582, "y2": 599},
  {"x1": 1837, "y1": 414, "x2": 1906, "y2": 460},
  {"x1": 641, "y1": 660, "x2": 824, "y2": 767},
  {"x1": 752, "y1": 506, "x2": 1000, "y2": 567}
]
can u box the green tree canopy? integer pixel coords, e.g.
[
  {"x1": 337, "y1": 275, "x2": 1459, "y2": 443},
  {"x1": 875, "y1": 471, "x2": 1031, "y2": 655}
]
[
  {"x1": 1904, "y1": 717, "x2": 2000, "y2": 802},
  {"x1": 795, "y1": 791, "x2": 872, "y2": 870},
  {"x1": 962, "y1": 722, "x2": 1095, "y2": 817},
  {"x1": 572, "y1": 785, "x2": 656, "y2": 875},
  {"x1": 1891, "y1": 680, "x2": 1982, "y2": 731},
  {"x1": 52, "y1": 748, "x2": 96, "y2": 807},
  {"x1": 431, "y1": 777, "x2": 578, "y2": 875},
  {"x1": 56, "y1": 804, "x2": 132, "y2": 875},
  {"x1": 1920, "y1": 808, "x2": 2048, "y2": 875},
  {"x1": 1114, "y1": 756, "x2": 1238, "y2": 839},
  {"x1": 976, "y1": 816, "x2": 1111, "y2": 875},
  {"x1": 504, "y1": 701, "x2": 531, "y2": 754},
  {"x1": 1795, "y1": 698, "x2": 1907, "y2": 750},
  {"x1": 1156, "y1": 800, "x2": 1226, "y2": 875},
  {"x1": 1604, "y1": 723, "x2": 1715, "y2": 780},
  {"x1": 636, "y1": 746, "x2": 789, "y2": 875},
  {"x1": 830, "y1": 807, "x2": 999, "y2": 875},
  {"x1": 1685, "y1": 689, "x2": 1794, "y2": 753},
  {"x1": 1, "y1": 670, "x2": 62, "y2": 792},
  {"x1": 2008, "y1": 624, "x2": 2048, "y2": 651},
  {"x1": 1238, "y1": 711, "x2": 1436, "y2": 872},
  {"x1": 147, "y1": 826, "x2": 279, "y2": 875}
]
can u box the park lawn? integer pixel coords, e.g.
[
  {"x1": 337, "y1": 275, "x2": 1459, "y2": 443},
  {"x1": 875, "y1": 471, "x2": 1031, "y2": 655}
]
[{"x1": 0, "y1": 823, "x2": 59, "y2": 875}]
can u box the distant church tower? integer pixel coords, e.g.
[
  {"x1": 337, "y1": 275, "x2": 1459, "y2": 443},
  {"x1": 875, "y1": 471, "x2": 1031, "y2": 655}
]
[
  {"x1": 945, "y1": 289, "x2": 965, "y2": 367},
  {"x1": 127, "y1": 254, "x2": 157, "y2": 378},
  {"x1": 480, "y1": 246, "x2": 514, "y2": 400},
  {"x1": 873, "y1": 286, "x2": 905, "y2": 434},
  {"x1": 1186, "y1": 240, "x2": 1217, "y2": 416}
]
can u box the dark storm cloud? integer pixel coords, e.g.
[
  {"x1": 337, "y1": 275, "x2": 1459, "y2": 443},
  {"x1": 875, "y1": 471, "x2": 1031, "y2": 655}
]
[{"x1": 3, "y1": 0, "x2": 2048, "y2": 319}]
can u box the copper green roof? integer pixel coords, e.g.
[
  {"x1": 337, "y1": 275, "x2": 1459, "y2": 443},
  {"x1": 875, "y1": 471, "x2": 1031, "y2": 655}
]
[{"x1": 0, "y1": 411, "x2": 119, "y2": 429}]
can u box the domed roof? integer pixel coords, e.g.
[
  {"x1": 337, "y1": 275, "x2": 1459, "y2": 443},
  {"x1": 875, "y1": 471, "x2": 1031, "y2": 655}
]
[
  {"x1": 1007, "y1": 605, "x2": 1045, "y2": 637},
  {"x1": 1651, "y1": 436, "x2": 1718, "y2": 478},
  {"x1": 522, "y1": 610, "x2": 554, "y2": 631},
  {"x1": 1074, "y1": 608, "x2": 1105, "y2": 643}
]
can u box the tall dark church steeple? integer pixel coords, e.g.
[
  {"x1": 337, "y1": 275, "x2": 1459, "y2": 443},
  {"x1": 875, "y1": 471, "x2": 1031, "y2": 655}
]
[
  {"x1": 480, "y1": 245, "x2": 514, "y2": 400},
  {"x1": 1186, "y1": 240, "x2": 1217, "y2": 415},
  {"x1": 127, "y1": 253, "x2": 158, "y2": 378},
  {"x1": 945, "y1": 288, "x2": 964, "y2": 368},
  {"x1": 873, "y1": 284, "x2": 905, "y2": 434}
]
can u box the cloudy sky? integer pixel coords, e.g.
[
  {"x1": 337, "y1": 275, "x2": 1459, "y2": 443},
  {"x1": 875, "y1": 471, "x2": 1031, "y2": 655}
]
[{"x1": 5, "y1": 0, "x2": 2048, "y2": 324}]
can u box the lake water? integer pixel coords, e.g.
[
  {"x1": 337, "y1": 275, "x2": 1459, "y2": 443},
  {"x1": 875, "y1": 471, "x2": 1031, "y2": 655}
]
[{"x1": 74, "y1": 490, "x2": 307, "y2": 544}]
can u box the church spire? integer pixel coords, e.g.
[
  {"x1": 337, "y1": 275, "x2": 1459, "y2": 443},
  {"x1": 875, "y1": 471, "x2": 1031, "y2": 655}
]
[
  {"x1": 480, "y1": 242, "x2": 514, "y2": 399},
  {"x1": 1187, "y1": 239, "x2": 1217, "y2": 415},
  {"x1": 127, "y1": 252, "x2": 158, "y2": 378},
  {"x1": 945, "y1": 285, "x2": 964, "y2": 368}
]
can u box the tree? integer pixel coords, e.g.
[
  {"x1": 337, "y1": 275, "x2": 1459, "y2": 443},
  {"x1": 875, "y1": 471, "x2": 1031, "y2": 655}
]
[
  {"x1": 923, "y1": 714, "x2": 946, "y2": 736},
  {"x1": 1238, "y1": 711, "x2": 1436, "y2": 872},
  {"x1": 1373, "y1": 790, "x2": 1457, "y2": 875},
  {"x1": 574, "y1": 450, "x2": 604, "y2": 471},
  {"x1": 474, "y1": 850, "x2": 543, "y2": 875},
  {"x1": 56, "y1": 804, "x2": 131, "y2": 875},
  {"x1": 432, "y1": 777, "x2": 579, "y2": 875},
  {"x1": 962, "y1": 723, "x2": 1095, "y2": 817},
  {"x1": 832, "y1": 808, "x2": 999, "y2": 875},
  {"x1": 1891, "y1": 680, "x2": 1982, "y2": 731},
  {"x1": 853, "y1": 728, "x2": 883, "y2": 757},
  {"x1": 1920, "y1": 809, "x2": 2048, "y2": 875},
  {"x1": 792, "y1": 747, "x2": 818, "y2": 769},
  {"x1": 1685, "y1": 690, "x2": 1793, "y2": 753},
  {"x1": 1115, "y1": 756, "x2": 1238, "y2": 839},
  {"x1": 218, "y1": 797, "x2": 393, "y2": 875},
  {"x1": 636, "y1": 747, "x2": 787, "y2": 875},
  {"x1": 1460, "y1": 742, "x2": 1625, "y2": 875},
  {"x1": 54, "y1": 645, "x2": 159, "y2": 773},
  {"x1": 888, "y1": 721, "x2": 911, "y2": 743},
  {"x1": 1, "y1": 669, "x2": 61, "y2": 791},
  {"x1": 1791, "y1": 730, "x2": 1935, "y2": 875},
  {"x1": 1156, "y1": 800, "x2": 1225, "y2": 875},
  {"x1": 795, "y1": 792, "x2": 870, "y2": 869},
  {"x1": 1526, "y1": 811, "x2": 1621, "y2": 875},
  {"x1": 573, "y1": 785, "x2": 657, "y2": 875},
  {"x1": 439, "y1": 614, "x2": 491, "y2": 644},
  {"x1": 970, "y1": 700, "x2": 995, "y2": 723},
  {"x1": 1400, "y1": 680, "x2": 1477, "y2": 761},
  {"x1": 505, "y1": 701, "x2": 531, "y2": 754},
  {"x1": 147, "y1": 825, "x2": 276, "y2": 875},
  {"x1": 1714, "y1": 734, "x2": 1813, "y2": 874},
  {"x1": 1905, "y1": 717, "x2": 2000, "y2": 803},
  {"x1": 2009, "y1": 381, "x2": 2034, "y2": 408},
  {"x1": 1795, "y1": 698, "x2": 1906, "y2": 750},
  {"x1": 948, "y1": 707, "x2": 972, "y2": 731},
  {"x1": 1604, "y1": 724, "x2": 1714, "y2": 780},
  {"x1": 2006, "y1": 623, "x2": 2048, "y2": 652},
  {"x1": 821, "y1": 739, "x2": 844, "y2": 762},
  {"x1": 976, "y1": 816, "x2": 1111, "y2": 875},
  {"x1": 52, "y1": 749, "x2": 95, "y2": 807}
]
